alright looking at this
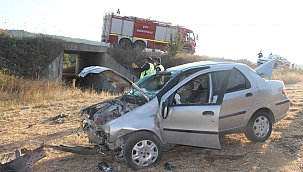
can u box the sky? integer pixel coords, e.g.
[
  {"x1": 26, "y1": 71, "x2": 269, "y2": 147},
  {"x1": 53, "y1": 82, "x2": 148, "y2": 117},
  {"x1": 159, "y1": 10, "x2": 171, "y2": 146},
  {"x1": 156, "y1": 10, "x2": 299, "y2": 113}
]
[{"x1": 1, "y1": 0, "x2": 303, "y2": 65}]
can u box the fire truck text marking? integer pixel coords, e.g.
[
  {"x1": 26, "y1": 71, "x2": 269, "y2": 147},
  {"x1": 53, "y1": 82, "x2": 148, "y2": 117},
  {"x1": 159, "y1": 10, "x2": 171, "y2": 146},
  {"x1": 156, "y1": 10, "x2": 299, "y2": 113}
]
[{"x1": 136, "y1": 30, "x2": 153, "y2": 34}]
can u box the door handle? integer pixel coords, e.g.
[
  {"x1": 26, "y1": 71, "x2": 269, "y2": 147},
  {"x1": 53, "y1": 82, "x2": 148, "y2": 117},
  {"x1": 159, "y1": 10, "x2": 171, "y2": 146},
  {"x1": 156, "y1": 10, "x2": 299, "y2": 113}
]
[
  {"x1": 246, "y1": 93, "x2": 253, "y2": 97},
  {"x1": 202, "y1": 111, "x2": 214, "y2": 116}
]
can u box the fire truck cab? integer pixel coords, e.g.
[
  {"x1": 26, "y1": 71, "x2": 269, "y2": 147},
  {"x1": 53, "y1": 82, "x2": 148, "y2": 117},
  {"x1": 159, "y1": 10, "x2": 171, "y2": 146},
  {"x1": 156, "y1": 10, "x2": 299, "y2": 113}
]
[{"x1": 102, "y1": 12, "x2": 197, "y2": 54}]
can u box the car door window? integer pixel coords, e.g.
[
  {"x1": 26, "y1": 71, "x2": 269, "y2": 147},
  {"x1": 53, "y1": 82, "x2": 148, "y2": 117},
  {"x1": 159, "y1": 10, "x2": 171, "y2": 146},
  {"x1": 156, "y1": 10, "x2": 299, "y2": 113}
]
[
  {"x1": 226, "y1": 68, "x2": 251, "y2": 93},
  {"x1": 174, "y1": 74, "x2": 208, "y2": 104},
  {"x1": 211, "y1": 71, "x2": 228, "y2": 96}
]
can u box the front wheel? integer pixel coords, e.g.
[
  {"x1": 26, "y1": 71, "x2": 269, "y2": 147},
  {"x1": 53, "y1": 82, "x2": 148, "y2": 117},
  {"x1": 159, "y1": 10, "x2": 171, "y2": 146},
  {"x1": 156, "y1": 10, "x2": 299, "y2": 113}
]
[
  {"x1": 244, "y1": 111, "x2": 272, "y2": 142},
  {"x1": 123, "y1": 131, "x2": 163, "y2": 171},
  {"x1": 119, "y1": 38, "x2": 132, "y2": 50}
]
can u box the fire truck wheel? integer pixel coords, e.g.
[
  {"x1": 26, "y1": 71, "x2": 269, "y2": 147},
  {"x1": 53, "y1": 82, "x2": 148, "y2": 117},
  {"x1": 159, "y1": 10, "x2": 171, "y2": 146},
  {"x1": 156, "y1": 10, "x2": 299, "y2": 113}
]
[
  {"x1": 119, "y1": 39, "x2": 132, "y2": 49},
  {"x1": 133, "y1": 41, "x2": 146, "y2": 51}
]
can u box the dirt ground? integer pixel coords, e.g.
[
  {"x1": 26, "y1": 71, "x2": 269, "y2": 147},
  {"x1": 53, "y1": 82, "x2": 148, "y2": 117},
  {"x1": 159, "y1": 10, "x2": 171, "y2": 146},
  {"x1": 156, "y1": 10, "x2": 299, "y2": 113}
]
[{"x1": 0, "y1": 83, "x2": 302, "y2": 172}]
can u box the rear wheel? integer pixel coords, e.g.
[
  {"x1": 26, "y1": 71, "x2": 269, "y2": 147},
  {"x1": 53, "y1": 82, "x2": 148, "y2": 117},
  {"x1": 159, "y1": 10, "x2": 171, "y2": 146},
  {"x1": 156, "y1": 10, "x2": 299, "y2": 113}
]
[
  {"x1": 133, "y1": 41, "x2": 146, "y2": 51},
  {"x1": 244, "y1": 111, "x2": 272, "y2": 142},
  {"x1": 123, "y1": 131, "x2": 163, "y2": 171}
]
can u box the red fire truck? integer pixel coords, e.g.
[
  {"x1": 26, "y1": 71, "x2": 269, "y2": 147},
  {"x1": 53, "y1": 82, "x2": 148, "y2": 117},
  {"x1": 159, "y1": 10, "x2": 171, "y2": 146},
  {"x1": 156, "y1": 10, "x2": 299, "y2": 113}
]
[{"x1": 101, "y1": 12, "x2": 197, "y2": 54}]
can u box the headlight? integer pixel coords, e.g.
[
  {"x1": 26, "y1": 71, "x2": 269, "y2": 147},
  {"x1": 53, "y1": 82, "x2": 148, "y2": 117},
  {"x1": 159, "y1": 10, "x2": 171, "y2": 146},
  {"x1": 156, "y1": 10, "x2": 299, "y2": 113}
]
[{"x1": 104, "y1": 125, "x2": 110, "y2": 134}]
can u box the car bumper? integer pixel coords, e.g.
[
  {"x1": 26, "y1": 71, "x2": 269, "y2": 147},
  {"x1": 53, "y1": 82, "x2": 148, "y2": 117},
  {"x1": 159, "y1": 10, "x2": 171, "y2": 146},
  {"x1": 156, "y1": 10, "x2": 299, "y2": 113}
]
[{"x1": 274, "y1": 113, "x2": 287, "y2": 122}]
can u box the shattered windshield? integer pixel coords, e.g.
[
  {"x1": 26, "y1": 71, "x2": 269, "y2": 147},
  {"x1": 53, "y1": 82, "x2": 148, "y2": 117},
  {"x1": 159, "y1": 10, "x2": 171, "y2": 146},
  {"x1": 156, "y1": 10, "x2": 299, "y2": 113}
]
[{"x1": 123, "y1": 71, "x2": 179, "y2": 100}]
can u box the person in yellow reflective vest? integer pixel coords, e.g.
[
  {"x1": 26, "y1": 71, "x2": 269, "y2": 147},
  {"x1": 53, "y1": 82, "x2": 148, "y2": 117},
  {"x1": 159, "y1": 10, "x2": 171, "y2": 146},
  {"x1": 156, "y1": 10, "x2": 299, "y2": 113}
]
[
  {"x1": 153, "y1": 57, "x2": 165, "y2": 72},
  {"x1": 132, "y1": 57, "x2": 155, "y2": 79},
  {"x1": 153, "y1": 57, "x2": 165, "y2": 86}
]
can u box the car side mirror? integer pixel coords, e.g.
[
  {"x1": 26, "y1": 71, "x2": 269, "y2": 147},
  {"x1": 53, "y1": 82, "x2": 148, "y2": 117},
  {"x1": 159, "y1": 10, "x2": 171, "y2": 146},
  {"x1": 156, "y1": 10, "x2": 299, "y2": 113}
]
[{"x1": 162, "y1": 101, "x2": 169, "y2": 119}]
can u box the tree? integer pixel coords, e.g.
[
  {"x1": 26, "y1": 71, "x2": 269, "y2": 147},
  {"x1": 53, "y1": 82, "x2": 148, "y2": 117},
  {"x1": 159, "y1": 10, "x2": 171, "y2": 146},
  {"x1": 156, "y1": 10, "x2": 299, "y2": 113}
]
[
  {"x1": 63, "y1": 53, "x2": 71, "y2": 67},
  {"x1": 0, "y1": 28, "x2": 8, "y2": 37},
  {"x1": 167, "y1": 31, "x2": 184, "y2": 56}
]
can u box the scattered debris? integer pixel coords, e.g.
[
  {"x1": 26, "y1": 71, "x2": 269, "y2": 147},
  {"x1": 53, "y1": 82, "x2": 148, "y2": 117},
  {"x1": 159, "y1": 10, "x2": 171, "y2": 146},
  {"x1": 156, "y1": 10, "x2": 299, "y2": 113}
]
[
  {"x1": 97, "y1": 161, "x2": 120, "y2": 172},
  {"x1": 27, "y1": 123, "x2": 36, "y2": 128},
  {"x1": 19, "y1": 109, "x2": 31, "y2": 115},
  {"x1": 50, "y1": 112, "x2": 70, "y2": 120},
  {"x1": 164, "y1": 162, "x2": 176, "y2": 171},
  {"x1": 0, "y1": 145, "x2": 46, "y2": 172},
  {"x1": 51, "y1": 119, "x2": 65, "y2": 124},
  {"x1": 49, "y1": 112, "x2": 70, "y2": 124},
  {"x1": 43, "y1": 143, "x2": 100, "y2": 155}
]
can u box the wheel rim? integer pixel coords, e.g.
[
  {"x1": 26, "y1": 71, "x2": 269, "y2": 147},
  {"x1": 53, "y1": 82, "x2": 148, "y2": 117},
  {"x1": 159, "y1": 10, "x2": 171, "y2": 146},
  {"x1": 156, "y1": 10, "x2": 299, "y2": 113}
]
[
  {"x1": 131, "y1": 140, "x2": 158, "y2": 167},
  {"x1": 253, "y1": 116, "x2": 270, "y2": 138}
]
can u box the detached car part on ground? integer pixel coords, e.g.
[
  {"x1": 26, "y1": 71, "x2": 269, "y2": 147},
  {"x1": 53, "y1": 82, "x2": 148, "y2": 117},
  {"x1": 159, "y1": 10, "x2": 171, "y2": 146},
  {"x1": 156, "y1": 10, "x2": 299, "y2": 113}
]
[
  {"x1": 0, "y1": 145, "x2": 46, "y2": 172},
  {"x1": 78, "y1": 60, "x2": 290, "y2": 171}
]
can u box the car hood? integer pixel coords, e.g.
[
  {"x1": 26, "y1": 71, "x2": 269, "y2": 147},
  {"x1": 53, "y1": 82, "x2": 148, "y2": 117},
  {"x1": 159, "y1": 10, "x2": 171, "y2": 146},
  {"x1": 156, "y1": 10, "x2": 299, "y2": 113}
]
[
  {"x1": 78, "y1": 66, "x2": 150, "y2": 101},
  {"x1": 254, "y1": 59, "x2": 276, "y2": 79}
]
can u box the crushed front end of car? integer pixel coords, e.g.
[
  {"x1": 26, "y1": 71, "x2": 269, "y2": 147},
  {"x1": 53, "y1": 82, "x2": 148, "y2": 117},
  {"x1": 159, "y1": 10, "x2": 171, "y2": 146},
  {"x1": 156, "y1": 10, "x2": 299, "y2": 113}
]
[
  {"x1": 80, "y1": 93, "x2": 150, "y2": 160},
  {"x1": 81, "y1": 95, "x2": 146, "y2": 145}
]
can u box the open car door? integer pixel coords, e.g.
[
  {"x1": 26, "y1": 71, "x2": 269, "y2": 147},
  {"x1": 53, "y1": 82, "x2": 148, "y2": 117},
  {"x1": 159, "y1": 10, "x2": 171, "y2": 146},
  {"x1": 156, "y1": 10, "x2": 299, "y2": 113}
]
[{"x1": 158, "y1": 72, "x2": 221, "y2": 149}]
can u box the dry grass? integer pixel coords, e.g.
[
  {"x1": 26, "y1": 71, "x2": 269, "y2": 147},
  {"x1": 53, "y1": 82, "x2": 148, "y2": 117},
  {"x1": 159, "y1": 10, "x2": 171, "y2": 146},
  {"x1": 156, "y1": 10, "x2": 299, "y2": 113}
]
[
  {"x1": 0, "y1": 63, "x2": 303, "y2": 171},
  {"x1": 272, "y1": 68, "x2": 303, "y2": 84},
  {"x1": 0, "y1": 82, "x2": 302, "y2": 172}
]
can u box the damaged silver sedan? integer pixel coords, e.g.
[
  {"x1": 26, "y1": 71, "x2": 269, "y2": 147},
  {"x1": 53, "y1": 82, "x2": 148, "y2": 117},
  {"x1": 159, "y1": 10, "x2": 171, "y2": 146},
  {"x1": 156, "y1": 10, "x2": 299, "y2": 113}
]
[{"x1": 78, "y1": 60, "x2": 290, "y2": 171}]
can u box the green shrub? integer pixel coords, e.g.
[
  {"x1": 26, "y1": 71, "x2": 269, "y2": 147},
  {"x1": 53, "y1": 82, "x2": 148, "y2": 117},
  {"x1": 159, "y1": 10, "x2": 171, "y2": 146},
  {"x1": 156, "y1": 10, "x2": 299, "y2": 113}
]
[{"x1": 0, "y1": 33, "x2": 63, "y2": 79}]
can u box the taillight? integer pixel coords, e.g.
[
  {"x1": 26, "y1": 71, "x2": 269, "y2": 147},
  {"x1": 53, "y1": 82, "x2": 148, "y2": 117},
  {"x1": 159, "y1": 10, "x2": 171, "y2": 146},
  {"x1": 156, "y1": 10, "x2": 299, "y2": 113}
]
[{"x1": 282, "y1": 87, "x2": 287, "y2": 95}]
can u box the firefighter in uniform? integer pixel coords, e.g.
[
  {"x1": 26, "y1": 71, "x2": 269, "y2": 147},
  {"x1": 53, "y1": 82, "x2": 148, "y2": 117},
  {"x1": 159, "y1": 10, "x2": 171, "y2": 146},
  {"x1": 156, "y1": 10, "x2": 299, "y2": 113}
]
[
  {"x1": 132, "y1": 57, "x2": 155, "y2": 79},
  {"x1": 153, "y1": 57, "x2": 165, "y2": 86},
  {"x1": 153, "y1": 57, "x2": 165, "y2": 72}
]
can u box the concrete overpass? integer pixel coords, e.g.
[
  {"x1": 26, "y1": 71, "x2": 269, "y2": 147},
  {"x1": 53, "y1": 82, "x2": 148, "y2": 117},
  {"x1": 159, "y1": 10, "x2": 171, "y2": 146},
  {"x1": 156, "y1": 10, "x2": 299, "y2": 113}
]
[
  {"x1": 64, "y1": 42, "x2": 108, "y2": 75},
  {"x1": 63, "y1": 42, "x2": 138, "y2": 82},
  {"x1": 44, "y1": 41, "x2": 139, "y2": 91},
  {"x1": 5, "y1": 30, "x2": 138, "y2": 86}
]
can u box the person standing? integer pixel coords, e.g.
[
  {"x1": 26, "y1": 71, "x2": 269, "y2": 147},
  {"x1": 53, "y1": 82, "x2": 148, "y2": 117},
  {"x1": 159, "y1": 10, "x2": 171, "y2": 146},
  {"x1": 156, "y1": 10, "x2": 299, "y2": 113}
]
[
  {"x1": 153, "y1": 57, "x2": 165, "y2": 72},
  {"x1": 132, "y1": 57, "x2": 155, "y2": 79},
  {"x1": 258, "y1": 50, "x2": 263, "y2": 58}
]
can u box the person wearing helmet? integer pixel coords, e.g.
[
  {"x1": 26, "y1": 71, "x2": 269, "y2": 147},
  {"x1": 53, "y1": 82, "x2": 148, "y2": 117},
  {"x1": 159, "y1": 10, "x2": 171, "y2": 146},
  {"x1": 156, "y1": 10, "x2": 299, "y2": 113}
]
[
  {"x1": 132, "y1": 57, "x2": 155, "y2": 79},
  {"x1": 153, "y1": 57, "x2": 165, "y2": 86},
  {"x1": 153, "y1": 57, "x2": 165, "y2": 72}
]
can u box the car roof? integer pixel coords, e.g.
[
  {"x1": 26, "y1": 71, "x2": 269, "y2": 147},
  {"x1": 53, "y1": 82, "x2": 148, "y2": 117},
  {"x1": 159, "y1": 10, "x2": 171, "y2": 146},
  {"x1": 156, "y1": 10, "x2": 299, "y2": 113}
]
[{"x1": 167, "y1": 60, "x2": 239, "y2": 71}]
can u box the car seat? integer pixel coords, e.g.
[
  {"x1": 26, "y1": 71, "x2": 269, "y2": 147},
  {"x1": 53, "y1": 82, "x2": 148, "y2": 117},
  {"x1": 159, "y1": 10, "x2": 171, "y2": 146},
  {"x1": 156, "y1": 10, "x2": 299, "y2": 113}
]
[{"x1": 180, "y1": 82, "x2": 195, "y2": 103}]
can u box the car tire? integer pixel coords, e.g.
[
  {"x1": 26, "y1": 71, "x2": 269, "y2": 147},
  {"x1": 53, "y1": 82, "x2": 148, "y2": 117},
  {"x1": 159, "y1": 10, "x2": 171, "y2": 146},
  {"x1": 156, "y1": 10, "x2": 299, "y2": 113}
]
[
  {"x1": 244, "y1": 111, "x2": 272, "y2": 142},
  {"x1": 133, "y1": 41, "x2": 146, "y2": 51},
  {"x1": 119, "y1": 38, "x2": 132, "y2": 49},
  {"x1": 123, "y1": 131, "x2": 163, "y2": 171}
]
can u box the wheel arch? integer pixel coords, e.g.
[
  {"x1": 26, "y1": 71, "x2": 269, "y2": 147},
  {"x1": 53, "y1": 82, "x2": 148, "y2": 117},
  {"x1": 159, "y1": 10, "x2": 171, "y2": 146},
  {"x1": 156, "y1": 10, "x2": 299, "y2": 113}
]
[
  {"x1": 132, "y1": 40, "x2": 146, "y2": 51},
  {"x1": 118, "y1": 37, "x2": 131, "y2": 43},
  {"x1": 251, "y1": 108, "x2": 275, "y2": 124},
  {"x1": 118, "y1": 129, "x2": 164, "y2": 147},
  {"x1": 242, "y1": 106, "x2": 275, "y2": 127},
  {"x1": 118, "y1": 38, "x2": 132, "y2": 49}
]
